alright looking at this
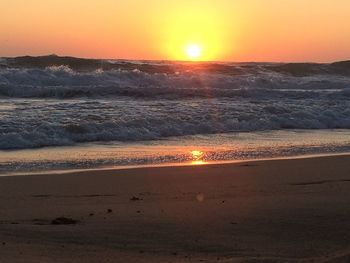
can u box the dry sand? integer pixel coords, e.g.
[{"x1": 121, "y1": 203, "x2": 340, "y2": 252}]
[{"x1": 1, "y1": 155, "x2": 350, "y2": 262}]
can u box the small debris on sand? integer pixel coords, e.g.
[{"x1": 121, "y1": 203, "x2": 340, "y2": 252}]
[
  {"x1": 107, "y1": 209, "x2": 113, "y2": 213},
  {"x1": 51, "y1": 217, "x2": 79, "y2": 225},
  {"x1": 89, "y1": 213, "x2": 94, "y2": 216},
  {"x1": 130, "y1": 196, "x2": 143, "y2": 201}
]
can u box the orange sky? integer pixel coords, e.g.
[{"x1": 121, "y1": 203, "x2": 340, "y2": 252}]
[{"x1": 1, "y1": 0, "x2": 350, "y2": 62}]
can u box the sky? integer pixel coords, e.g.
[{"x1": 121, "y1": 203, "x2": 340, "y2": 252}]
[{"x1": 1, "y1": 0, "x2": 350, "y2": 62}]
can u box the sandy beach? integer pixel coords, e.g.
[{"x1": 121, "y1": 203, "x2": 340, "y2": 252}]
[{"x1": 1, "y1": 155, "x2": 350, "y2": 262}]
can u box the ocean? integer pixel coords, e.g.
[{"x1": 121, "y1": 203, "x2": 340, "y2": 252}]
[{"x1": 1, "y1": 55, "x2": 350, "y2": 175}]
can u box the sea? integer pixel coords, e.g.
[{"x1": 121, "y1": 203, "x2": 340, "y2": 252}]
[{"x1": 1, "y1": 55, "x2": 350, "y2": 175}]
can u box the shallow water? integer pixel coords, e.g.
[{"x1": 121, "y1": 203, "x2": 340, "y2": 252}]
[{"x1": 1, "y1": 129, "x2": 350, "y2": 175}]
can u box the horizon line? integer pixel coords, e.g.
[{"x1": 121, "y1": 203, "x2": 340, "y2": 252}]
[{"x1": 1, "y1": 54, "x2": 350, "y2": 64}]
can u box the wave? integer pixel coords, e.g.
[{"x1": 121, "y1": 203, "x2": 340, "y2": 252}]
[
  {"x1": 2, "y1": 55, "x2": 350, "y2": 75},
  {"x1": 1, "y1": 96, "x2": 350, "y2": 149},
  {"x1": 1, "y1": 64, "x2": 350, "y2": 99}
]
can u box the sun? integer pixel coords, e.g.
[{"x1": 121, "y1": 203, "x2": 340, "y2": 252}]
[{"x1": 185, "y1": 44, "x2": 202, "y2": 60}]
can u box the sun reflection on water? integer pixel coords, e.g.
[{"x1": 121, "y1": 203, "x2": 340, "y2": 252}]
[{"x1": 190, "y1": 150, "x2": 206, "y2": 165}]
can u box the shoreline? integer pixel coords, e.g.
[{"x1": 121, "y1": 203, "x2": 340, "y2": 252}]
[
  {"x1": 1, "y1": 154, "x2": 350, "y2": 262},
  {"x1": 2, "y1": 129, "x2": 350, "y2": 177},
  {"x1": 3, "y1": 151, "x2": 350, "y2": 177}
]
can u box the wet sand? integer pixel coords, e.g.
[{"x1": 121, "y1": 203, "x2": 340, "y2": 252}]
[{"x1": 1, "y1": 155, "x2": 350, "y2": 262}]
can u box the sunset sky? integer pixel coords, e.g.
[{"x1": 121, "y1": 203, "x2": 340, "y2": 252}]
[{"x1": 1, "y1": 0, "x2": 350, "y2": 62}]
